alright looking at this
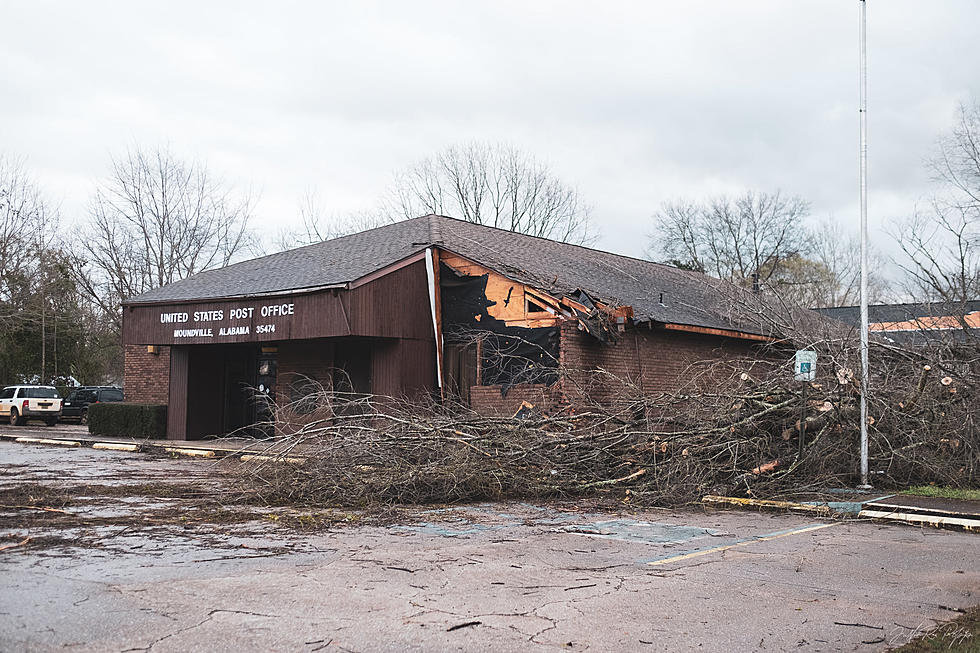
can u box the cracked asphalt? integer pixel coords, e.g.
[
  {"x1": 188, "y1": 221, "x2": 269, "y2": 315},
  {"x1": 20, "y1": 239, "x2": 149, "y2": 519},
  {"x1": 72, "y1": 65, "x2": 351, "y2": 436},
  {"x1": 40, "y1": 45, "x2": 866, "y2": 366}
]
[{"x1": 1, "y1": 441, "x2": 978, "y2": 652}]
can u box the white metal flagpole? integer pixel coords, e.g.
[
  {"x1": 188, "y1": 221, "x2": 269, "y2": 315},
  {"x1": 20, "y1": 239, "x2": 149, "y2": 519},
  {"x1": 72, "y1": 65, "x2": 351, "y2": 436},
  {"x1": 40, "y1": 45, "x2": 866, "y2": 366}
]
[{"x1": 858, "y1": 0, "x2": 871, "y2": 489}]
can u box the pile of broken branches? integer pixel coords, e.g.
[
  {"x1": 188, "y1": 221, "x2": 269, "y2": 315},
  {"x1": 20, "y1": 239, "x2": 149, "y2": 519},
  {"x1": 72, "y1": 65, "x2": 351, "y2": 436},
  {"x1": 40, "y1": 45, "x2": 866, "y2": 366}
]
[{"x1": 238, "y1": 333, "x2": 978, "y2": 508}]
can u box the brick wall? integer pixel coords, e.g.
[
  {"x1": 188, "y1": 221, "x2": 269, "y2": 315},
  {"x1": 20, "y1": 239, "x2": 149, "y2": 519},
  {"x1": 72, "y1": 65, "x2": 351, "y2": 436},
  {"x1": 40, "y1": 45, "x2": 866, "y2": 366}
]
[
  {"x1": 277, "y1": 339, "x2": 337, "y2": 405},
  {"x1": 122, "y1": 326, "x2": 760, "y2": 420},
  {"x1": 559, "y1": 322, "x2": 758, "y2": 404},
  {"x1": 469, "y1": 383, "x2": 563, "y2": 417},
  {"x1": 469, "y1": 322, "x2": 760, "y2": 415},
  {"x1": 123, "y1": 344, "x2": 171, "y2": 404}
]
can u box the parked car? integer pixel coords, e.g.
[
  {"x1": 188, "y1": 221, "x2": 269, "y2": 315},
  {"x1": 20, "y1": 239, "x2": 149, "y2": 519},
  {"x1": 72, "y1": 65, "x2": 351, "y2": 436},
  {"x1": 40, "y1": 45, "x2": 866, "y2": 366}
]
[
  {"x1": 61, "y1": 386, "x2": 124, "y2": 423},
  {"x1": 0, "y1": 385, "x2": 63, "y2": 426}
]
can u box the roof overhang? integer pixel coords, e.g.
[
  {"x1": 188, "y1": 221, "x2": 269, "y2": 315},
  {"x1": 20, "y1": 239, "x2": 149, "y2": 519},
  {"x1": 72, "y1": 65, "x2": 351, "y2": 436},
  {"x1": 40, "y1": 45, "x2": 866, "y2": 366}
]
[{"x1": 122, "y1": 282, "x2": 350, "y2": 308}]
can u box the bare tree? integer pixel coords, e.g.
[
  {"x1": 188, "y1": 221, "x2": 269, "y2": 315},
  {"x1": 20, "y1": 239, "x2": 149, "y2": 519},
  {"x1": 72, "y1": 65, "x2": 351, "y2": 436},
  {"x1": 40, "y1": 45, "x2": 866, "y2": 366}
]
[
  {"x1": 273, "y1": 187, "x2": 387, "y2": 251},
  {"x1": 650, "y1": 190, "x2": 811, "y2": 287},
  {"x1": 77, "y1": 146, "x2": 255, "y2": 326},
  {"x1": 388, "y1": 142, "x2": 595, "y2": 244},
  {"x1": 894, "y1": 101, "x2": 980, "y2": 304},
  {"x1": 769, "y1": 220, "x2": 888, "y2": 308},
  {"x1": 0, "y1": 156, "x2": 60, "y2": 383},
  {"x1": 930, "y1": 100, "x2": 980, "y2": 213},
  {"x1": 0, "y1": 156, "x2": 52, "y2": 305},
  {"x1": 892, "y1": 202, "x2": 980, "y2": 303}
]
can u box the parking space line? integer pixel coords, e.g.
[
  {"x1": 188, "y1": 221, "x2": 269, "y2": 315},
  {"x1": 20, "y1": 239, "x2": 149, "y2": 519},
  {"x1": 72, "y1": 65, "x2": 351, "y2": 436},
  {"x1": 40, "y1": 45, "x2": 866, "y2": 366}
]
[{"x1": 646, "y1": 522, "x2": 837, "y2": 566}]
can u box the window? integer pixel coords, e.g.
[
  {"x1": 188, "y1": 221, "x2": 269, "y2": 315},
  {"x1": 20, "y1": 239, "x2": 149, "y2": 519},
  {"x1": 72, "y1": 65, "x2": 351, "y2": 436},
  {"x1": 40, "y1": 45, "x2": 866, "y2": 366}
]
[
  {"x1": 0, "y1": 387, "x2": 14, "y2": 400},
  {"x1": 101, "y1": 389, "x2": 124, "y2": 402},
  {"x1": 24, "y1": 387, "x2": 60, "y2": 399},
  {"x1": 526, "y1": 298, "x2": 548, "y2": 313}
]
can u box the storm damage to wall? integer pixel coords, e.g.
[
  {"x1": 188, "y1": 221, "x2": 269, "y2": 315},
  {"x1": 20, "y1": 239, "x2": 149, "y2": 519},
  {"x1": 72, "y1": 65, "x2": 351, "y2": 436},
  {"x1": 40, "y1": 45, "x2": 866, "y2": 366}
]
[
  {"x1": 439, "y1": 259, "x2": 559, "y2": 395},
  {"x1": 439, "y1": 256, "x2": 560, "y2": 396},
  {"x1": 435, "y1": 247, "x2": 769, "y2": 416}
]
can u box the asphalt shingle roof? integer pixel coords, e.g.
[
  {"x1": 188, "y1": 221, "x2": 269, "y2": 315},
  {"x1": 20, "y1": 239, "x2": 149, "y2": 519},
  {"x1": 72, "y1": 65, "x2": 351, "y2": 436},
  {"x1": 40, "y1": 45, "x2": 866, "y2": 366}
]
[
  {"x1": 127, "y1": 214, "x2": 768, "y2": 335},
  {"x1": 817, "y1": 301, "x2": 980, "y2": 327}
]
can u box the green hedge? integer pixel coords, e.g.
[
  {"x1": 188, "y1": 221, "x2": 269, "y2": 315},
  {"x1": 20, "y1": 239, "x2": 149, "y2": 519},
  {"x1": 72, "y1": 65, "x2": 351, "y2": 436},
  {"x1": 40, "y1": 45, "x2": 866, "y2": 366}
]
[{"x1": 88, "y1": 403, "x2": 167, "y2": 438}]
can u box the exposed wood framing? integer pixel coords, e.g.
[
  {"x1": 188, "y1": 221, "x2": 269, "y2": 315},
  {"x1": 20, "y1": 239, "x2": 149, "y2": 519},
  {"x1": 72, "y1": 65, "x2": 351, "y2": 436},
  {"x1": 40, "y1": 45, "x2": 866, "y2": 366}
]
[
  {"x1": 475, "y1": 337, "x2": 482, "y2": 385},
  {"x1": 439, "y1": 250, "x2": 561, "y2": 329},
  {"x1": 439, "y1": 247, "x2": 770, "y2": 344},
  {"x1": 439, "y1": 249, "x2": 643, "y2": 342}
]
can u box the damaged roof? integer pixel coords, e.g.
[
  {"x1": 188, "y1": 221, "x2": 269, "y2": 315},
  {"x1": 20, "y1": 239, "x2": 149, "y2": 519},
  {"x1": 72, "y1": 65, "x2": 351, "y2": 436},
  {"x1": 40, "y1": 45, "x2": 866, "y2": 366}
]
[{"x1": 127, "y1": 214, "x2": 769, "y2": 336}]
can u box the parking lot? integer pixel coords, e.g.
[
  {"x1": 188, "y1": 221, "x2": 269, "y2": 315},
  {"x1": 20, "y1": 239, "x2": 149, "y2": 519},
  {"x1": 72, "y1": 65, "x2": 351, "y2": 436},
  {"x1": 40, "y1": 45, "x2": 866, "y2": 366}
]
[{"x1": 1, "y1": 440, "x2": 977, "y2": 652}]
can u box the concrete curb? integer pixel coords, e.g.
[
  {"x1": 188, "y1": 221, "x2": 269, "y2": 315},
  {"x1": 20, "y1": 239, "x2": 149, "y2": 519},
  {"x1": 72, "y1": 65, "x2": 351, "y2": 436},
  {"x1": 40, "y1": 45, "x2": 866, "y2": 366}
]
[
  {"x1": 162, "y1": 447, "x2": 216, "y2": 458},
  {"x1": 703, "y1": 494, "x2": 980, "y2": 534},
  {"x1": 859, "y1": 508, "x2": 980, "y2": 533},
  {"x1": 14, "y1": 437, "x2": 81, "y2": 447},
  {"x1": 2, "y1": 429, "x2": 307, "y2": 465},
  {"x1": 702, "y1": 495, "x2": 837, "y2": 516},
  {"x1": 92, "y1": 442, "x2": 140, "y2": 452}
]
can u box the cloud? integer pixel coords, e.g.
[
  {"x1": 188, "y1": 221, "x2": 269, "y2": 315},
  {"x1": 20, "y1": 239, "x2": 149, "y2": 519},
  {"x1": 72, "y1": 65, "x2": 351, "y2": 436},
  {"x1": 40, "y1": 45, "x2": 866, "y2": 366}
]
[{"x1": 1, "y1": 0, "x2": 978, "y2": 267}]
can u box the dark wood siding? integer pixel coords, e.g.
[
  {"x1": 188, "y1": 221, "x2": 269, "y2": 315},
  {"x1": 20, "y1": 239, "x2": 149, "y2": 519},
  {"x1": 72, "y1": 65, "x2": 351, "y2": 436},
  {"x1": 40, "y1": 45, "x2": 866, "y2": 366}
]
[
  {"x1": 123, "y1": 289, "x2": 350, "y2": 346},
  {"x1": 444, "y1": 342, "x2": 477, "y2": 404},
  {"x1": 122, "y1": 260, "x2": 434, "y2": 346},
  {"x1": 347, "y1": 261, "x2": 434, "y2": 339},
  {"x1": 166, "y1": 347, "x2": 189, "y2": 440},
  {"x1": 130, "y1": 260, "x2": 438, "y2": 439},
  {"x1": 185, "y1": 347, "x2": 226, "y2": 439},
  {"x1": 277, "y1": 336, "x2": 435, "y2": 405},
  {"x1": 398, "y1": 338, "x2": 437, "y2": 398}
]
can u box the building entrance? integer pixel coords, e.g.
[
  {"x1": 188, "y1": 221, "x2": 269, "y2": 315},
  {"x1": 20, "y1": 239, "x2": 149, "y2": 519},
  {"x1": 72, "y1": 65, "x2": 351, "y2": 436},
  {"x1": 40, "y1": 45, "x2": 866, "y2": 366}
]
[{"x1": 181, "y1": 344, "x2": 278, "y2": 439}]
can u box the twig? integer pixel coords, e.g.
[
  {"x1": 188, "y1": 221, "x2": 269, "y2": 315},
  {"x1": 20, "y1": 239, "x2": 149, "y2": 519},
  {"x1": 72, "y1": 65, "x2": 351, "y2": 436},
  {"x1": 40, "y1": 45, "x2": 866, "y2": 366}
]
[
  {"x1": 0, "y1": 536, "x2": 31, "y2": 551},
  {"x1": 446, "y1": 621, "x2": 481, "y2": 632},
  {"x1": 578, "y1": 468, "x2": 647, "y2": 489},
  {"x1": 834, "y1": 622, "x2": 884, "y2": 630},
  {"x1": 1, "y1": 505, "x2": 70, "y2": 514}
]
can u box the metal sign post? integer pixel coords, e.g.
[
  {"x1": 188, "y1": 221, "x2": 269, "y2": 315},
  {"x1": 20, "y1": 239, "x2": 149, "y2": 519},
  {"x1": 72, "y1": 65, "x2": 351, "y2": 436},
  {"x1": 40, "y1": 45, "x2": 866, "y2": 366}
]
[{"x1": 794, "y1": 351, "x2": 817, "y2": 457}]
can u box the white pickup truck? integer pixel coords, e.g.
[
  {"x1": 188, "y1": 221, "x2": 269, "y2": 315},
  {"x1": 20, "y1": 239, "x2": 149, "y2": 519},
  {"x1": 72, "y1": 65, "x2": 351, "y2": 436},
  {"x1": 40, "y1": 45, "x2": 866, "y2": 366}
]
[{"x1": 0, "y1": 385, "x2": 63, "y2": 426}]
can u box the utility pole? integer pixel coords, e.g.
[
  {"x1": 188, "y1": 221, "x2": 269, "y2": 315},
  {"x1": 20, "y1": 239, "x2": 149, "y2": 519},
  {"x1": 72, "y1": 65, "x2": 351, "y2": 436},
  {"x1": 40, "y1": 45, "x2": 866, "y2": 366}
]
[
  {"x1": 858, "y1": 0, "x2": 871, "y2": 489},
  {"x1": 40, "y1": 240, "x2": 46, "y2": 383}
]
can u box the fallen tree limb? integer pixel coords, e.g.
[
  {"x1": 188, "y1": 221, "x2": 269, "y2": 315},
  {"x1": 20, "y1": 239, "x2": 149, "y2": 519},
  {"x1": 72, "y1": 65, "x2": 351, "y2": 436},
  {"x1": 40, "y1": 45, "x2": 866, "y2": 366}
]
[
  {"x1": 578, "y1": 468, "x2": 647, "y2": 489},
  {"x1": 0, "y1": 536, "x2": 31, "y2": 551},
  {"x1": 234, "y1": 333, "x2": 980, "y2": 508}
]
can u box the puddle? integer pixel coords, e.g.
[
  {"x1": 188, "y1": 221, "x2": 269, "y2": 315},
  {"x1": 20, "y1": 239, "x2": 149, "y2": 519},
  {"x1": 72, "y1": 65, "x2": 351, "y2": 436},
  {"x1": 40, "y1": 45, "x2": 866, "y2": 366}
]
[
  {"x1": 394, "y1": 520, "x2": 503, "y2": 537},
  {"x1": 556, "y1": 519, "x2": 718, "y2": 544},
  {"x1": 391, "y1": 503, "x2": 718, "y2": 546}
]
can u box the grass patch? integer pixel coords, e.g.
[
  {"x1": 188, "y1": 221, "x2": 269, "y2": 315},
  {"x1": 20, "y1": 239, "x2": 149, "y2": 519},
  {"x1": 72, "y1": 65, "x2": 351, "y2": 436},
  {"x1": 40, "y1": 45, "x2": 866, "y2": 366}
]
[
  {"x1": 902, "y1": 486, "x2": 980, "y2": 501},
  {"x1": 889, "y1": 605, "x2": 980, "y2": 652}
]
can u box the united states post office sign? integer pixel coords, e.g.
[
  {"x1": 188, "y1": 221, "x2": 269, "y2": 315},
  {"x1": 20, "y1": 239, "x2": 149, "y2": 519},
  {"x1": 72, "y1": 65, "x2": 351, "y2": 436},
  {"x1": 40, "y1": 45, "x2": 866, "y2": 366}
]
[{"x1": 122, "y1": 291, "x2": 349, "y2": 345}]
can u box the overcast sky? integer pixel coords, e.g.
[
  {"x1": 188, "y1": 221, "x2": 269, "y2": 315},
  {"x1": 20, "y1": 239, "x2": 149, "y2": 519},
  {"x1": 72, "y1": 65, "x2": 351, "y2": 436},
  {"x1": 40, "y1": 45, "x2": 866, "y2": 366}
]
[{"x1": 2, "y1": 1, "x2": 979, "y2": 264}]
